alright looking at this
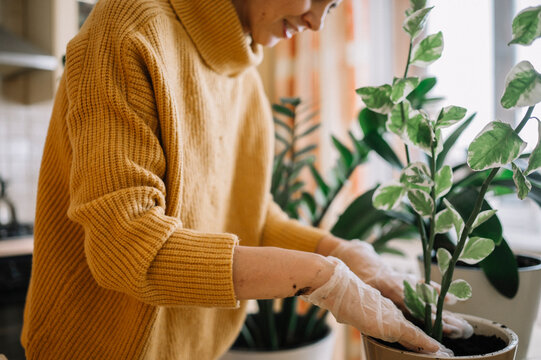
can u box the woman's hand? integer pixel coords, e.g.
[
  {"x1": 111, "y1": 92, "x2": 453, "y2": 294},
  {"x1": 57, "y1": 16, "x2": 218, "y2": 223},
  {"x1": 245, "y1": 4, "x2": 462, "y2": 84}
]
[
  {"x1": 328, "y1": 238, "x2": 473, "y2": 339},
  {"x1": 302, "y1": 257, "x2": 453, "y2": 357}
]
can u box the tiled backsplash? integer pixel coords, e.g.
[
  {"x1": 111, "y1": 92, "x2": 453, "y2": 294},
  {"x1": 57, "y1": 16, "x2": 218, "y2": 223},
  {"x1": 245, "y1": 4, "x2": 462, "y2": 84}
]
[{"x1": 0, "y1": 83, "x2": 52, "y2": 224}]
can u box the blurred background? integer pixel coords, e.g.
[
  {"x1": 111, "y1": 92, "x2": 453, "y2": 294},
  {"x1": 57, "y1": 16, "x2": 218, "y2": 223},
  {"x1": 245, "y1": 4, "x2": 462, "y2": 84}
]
[{"x1": 0, "y1": 0, "x2": 540, "y2": 359}]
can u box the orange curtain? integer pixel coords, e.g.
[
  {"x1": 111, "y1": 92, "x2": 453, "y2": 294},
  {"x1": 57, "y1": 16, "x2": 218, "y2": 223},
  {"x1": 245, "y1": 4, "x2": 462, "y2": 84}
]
[{"x1": 259, "y1": 0, "x2": 372, "y2": 229}]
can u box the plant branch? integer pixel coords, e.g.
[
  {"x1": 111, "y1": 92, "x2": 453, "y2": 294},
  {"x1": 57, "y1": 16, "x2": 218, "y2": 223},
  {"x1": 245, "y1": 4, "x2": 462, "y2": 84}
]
[
  {"x1": 432, "y1": 104, "x2": 536, "y2": 340},
  {"x1": 404, "y1": 40, "x2": 413, "y2": 78},
  {"x1": 426, "y1": 141, "x2": 437, "y2": 284}
]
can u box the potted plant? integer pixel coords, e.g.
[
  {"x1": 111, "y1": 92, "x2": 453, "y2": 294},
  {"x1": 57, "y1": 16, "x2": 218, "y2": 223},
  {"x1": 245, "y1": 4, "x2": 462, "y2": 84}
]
[{"x1": 354, "y1": 1, "x2": 541, "y2": 358}]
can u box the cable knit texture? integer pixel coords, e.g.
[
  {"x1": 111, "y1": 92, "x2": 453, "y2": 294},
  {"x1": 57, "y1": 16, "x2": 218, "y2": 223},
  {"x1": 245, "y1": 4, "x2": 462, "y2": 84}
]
[{"x1": 21, "y1": 0, "x2": 328, "y2": 358}]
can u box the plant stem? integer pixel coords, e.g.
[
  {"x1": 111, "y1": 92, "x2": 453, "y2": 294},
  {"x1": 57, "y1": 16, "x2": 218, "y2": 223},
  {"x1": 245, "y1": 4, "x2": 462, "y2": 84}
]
[
  {"x1": 401, "y1": 40, "x2": 413, "y2": 164},
  {"x1": 515, "y1": 106, "x2": 535, "y2": 133},
  {"x1": 404, "y1": 41, "x2": 413, "y2": 78},
  {"x1": 432, "y1": 104, "x2": 536, "y2": 340},
  {"x1": 426, "y1": 142, "x2": 437, "y2": 284}
]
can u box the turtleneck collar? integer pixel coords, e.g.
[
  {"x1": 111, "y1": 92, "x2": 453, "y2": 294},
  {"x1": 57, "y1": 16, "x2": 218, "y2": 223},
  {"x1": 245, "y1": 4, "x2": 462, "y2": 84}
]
[{"x1": 169, "y1": 0, "x2": 263, "y2": 76}]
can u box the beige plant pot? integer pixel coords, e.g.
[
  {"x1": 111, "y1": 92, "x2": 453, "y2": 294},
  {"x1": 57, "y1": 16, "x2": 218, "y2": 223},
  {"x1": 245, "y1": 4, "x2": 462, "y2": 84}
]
[
  {"x1": 363, "y1": 314, "x2": 518, "y2": 360},
  {"x1": 220, "y1": 327, "x2": 336, "y2": 360},
  {"x1": 423, "y1": 254, "x2": 541, "y2": 360}
]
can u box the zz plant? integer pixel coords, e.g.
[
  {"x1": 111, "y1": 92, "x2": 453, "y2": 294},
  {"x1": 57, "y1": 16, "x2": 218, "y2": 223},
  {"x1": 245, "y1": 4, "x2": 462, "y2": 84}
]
[{"x1": 356, "y1": 1, "x2": 541, "y2": 341}]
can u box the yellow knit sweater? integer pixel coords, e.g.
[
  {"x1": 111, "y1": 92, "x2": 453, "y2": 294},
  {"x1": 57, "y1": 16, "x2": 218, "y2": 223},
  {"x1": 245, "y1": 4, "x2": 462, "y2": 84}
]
[{"x1": 21, "y1": 0, "x2": 328, "y2": 358}]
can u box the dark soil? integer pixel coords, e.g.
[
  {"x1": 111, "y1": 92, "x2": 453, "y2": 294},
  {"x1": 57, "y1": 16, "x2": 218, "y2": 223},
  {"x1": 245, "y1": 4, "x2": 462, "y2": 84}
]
[
  {"x1": 378, "y1": 333, "x2": 507, "y2": 357},
  {"x1": 442, "y1": 334, "x2": 506, "y2": 356}
]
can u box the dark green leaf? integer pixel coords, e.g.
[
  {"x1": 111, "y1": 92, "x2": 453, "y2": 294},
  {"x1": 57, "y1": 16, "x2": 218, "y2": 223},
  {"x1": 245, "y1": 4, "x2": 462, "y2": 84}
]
[
  {"x1": 272, "y1": 104, "x2": 295, "y2": 118},
  {"x1": 275, "y1": 133, "x2": 290, "y2": 146},
  {"x1": 294, "y1": 144, "x2": 317, "y2": 159},
  {"x1": 407, "y1": 77, "x2": 437, "y2": 107},
  {"x1": 404, "y1": 281, "x2": 426, "y2": 320},
  {"x1": 273, "y1": 116, "x2": 293, "y2": 133},
  {"x1": 436, "y1": 113, "x2": 476, "y2": 170},
  {"x1": 309, "y1": 164, "x2": 330, "y2": 197},
  {"x1": 332, "y1": 135, "x2": 354, "y2": 168},
  {"x1": 301, "y1": 192, "x2": 317, "y2": 217},
  {"x1": 479, "y1": 238, "x2": 519, "y2": 298},
  {"x1": 447, "y1": 188, "x2": 503, "y2": 245},
  {"x1": 297, "y1": 123, "x2": 320, "y2": 138},
  {"x1": 280, "y1": 97, "x2": 302, "y2": 107},
  {"x1": 331, "y1": 188, "x2": 390, "y2": 239}
]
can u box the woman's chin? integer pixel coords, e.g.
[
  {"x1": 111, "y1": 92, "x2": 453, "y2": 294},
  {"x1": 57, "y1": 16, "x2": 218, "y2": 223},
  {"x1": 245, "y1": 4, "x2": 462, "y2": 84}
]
[{"x1": 251, "y1": 33, "x2": 282, "y2": 47}]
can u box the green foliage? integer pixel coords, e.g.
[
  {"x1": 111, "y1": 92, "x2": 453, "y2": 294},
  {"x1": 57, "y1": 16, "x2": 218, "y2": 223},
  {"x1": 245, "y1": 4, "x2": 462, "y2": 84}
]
[
  {"x1": 373, "y1": 183, "x2": 406, "y2": 211},
  {"x1": 391, "y1": 77, "x2": 420, "y2": 104},
  {"x1": 501, "y1": 61, "x2": 541, "y2": 109},
  {"x1": 434, "y1": 166, "x2": 453, "y2": 198},
  {"x1": 404, "y1": 281, "x2": 426, "y2": 320},
  {"x1": 526, "y1": 121, "x2": 541, "y2": 174},
  {"x1": 471, "y1": 210, "x2": 497, "y2": 232},
  {"x1": 407, "y1": 189, "x2": 433, "y2": 217},
  {"x1": 436, "y1": 248, "x2": 452, "y2": 275},
  {"x1": 509, "y1": 5, "x2": 541, "y2": 45},
  {"x1": 436, "y1": 106, "x2": 467, "y2": 129},
  {"x1": 410, "y1": 32, "x2": 444, "y2": 67},
  {"x1": 459, "y1": 237, "x2": 495, "y2": 265},
  {"x1": 448, "y1": 280, "x2": 472, "y2": 301},
  {"x1": 356, "y1": 85, "x2": 393, "y2": 114},
  {"x1": 403, "y1": 7, "x2": 434, "y2": 40},
  {"x1": 511, "y1": 162, "x2": 532, "y2": 199},
  {"x1": 467, "y1": 121, "x2": 526, "y2": 171}
]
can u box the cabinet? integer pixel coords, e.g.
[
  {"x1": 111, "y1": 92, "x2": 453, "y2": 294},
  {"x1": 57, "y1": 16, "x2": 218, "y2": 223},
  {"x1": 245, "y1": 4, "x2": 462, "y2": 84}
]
[{"x1": 0, "y1": 0, "x2": 78, "y2": 103}]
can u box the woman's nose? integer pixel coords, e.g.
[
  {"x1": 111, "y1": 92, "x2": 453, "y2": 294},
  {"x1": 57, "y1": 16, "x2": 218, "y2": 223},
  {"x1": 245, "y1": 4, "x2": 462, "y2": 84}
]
[{"x1": 302, "y1": 6, "x2": 327, "y2": 31}]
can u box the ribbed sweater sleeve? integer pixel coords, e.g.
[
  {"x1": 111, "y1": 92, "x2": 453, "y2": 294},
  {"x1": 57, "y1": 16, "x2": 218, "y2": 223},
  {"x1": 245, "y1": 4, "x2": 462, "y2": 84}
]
[
  {"x1": 65, "y1": 24, "x2": 238, "y2": 308},
  {"x1": 261, "y1": 196, "x2": 330, "y2": 253}
]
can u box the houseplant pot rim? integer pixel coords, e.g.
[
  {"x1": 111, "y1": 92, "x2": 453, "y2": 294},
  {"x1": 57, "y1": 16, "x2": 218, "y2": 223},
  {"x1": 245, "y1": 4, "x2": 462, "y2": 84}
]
[{"x1": 363, "y1": 314, "x2": 518, "y2": 359}]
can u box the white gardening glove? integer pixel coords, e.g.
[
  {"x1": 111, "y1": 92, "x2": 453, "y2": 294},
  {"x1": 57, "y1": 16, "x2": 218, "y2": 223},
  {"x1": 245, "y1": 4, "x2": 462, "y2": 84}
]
[
  {"x1": 331, "y1": 239, "x2": 473, "y2": 339},
  {"x1": 302, "y1": 257, "x2": 453, "y2": 357}
]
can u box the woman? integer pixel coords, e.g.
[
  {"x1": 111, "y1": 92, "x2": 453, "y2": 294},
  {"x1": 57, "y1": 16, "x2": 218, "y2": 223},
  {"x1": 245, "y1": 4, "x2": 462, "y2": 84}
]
[{"x1": 22, "y1": 0, "x2": 470, "y2": 358}]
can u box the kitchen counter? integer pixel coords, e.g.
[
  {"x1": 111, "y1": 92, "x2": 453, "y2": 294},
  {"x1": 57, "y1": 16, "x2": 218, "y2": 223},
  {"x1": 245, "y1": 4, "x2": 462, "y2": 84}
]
[{"x1": 0, "y1": 236, "x2": 33, "y2": 257}]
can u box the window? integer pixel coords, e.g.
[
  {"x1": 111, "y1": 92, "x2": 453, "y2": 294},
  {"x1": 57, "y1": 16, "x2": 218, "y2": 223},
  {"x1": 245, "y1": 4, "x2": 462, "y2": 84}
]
[{"x1": 426, "y1": 0, "x2": 541, "y2": 252}]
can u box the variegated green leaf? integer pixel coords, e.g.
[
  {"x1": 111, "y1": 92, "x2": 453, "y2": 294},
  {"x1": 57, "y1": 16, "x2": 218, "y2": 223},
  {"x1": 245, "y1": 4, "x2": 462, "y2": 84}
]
[
  {"x1": 404, "y1": 281, "x2": 425, "y2": 320},
  {"x1": 406, "y1": 0, "x2": 427, "y2": 16},
  {"x1": 434, "y1": 165, "x2": 453, "y2": 198},
  {"x1": 435, "y1": 208, "x2": 453, "y2": 234},
  {"x1": 459, "y1": 237, "x2": 495, "y2": 265},
  {"x1": 443, "y1": 198, "x2": 465, "y2": 240},
  {"x1": 467, "y1": 121, "x2": 527, "y2": 171},
  {"x1": 373, "y1": 183, "x2": 405, "y2": 210},
  {"x1": 437, "y1": 248, "x2": 452, "y2": 275},
  {"x1": 471, "y1": 210, "x2": 498, "y2": 232},
  {"x1": 407, "y1": 189, "x2": 433, "y2": 217},
  {"x1": 356, "y1": 85, "x2": 393, "y2": 114},
  {"x1": 405, "y1": 110, "x2": 433, "y2": 153},
  {"x1": 403, "y1": 7, "x2": 434, "y2": 40},
  {"x1": 416, "y1": 283, "x2": 438, "y2": 305},
  {"x1": 448, "y1": 280, "x2": 472, "y2": 301},
  {"x1": 436, "y1": 106, "x2": 467, "y2": 129},
  {"x1": 387, "y1": 101, "x2": 411, "y2": 136},
  {"x1": 509, "y1": 6, "x2": 541, "y2": 46},
  {"x1": 391, "y1": 77, "x2": 420, "y2": 104},
  {"x1": 526, "y1": 121, "x2": 541, "y2": 175},
  {"x1": 512, "y1": 162, "x2": 532, "y2": 200},
  {"x1": 501, "y1": 61, "x2": 541, "y2": 109},
  {"x1": 410, "y1": 32, "x2": 444, "y2": 67},
  {"x1": 400, "y1": 162, "x2": 433, "y2": 188}
]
